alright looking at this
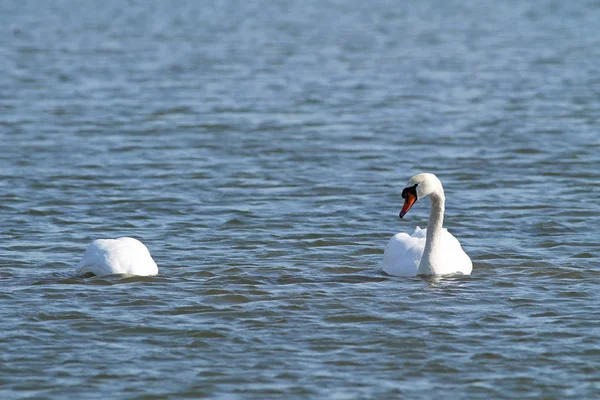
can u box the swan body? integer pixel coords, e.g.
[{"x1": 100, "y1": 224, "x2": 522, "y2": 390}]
[
  {"x1": 76, "y1": 237, "x2": 158, "y2": 277},
  {"x1": 383, "y1": 173, "x2": 472, "y2": 277}
]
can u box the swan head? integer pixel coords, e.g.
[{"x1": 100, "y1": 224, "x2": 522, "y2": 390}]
[{"x1": 399, "y1": 173, "x2": 444, "y2": 218}]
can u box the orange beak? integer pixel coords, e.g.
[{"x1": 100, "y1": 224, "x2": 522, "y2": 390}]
[{"x1": 399, "y1": 192, "x2": 417, "y2": 218}]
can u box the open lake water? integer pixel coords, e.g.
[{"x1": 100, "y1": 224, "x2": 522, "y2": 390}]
[{"x1": 1, "y1": 0, "x2": 600, "y2": 398}]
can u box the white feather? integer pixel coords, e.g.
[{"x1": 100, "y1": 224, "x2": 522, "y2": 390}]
[{"x1": 76, "y1": 237, "x2": 158, "y2": 277}]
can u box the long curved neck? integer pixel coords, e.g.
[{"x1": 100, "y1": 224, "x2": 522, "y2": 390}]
[{"x1": 417, "y1": 190, "x2": 445, "y2": 275}]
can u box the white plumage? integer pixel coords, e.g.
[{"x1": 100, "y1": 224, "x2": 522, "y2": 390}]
[
  {"x1": 76, "y1": 237, "x2": 158, "y2": 277},
  {"x1": 383, "y1": 173, "x2": 472, "y2": 277}
]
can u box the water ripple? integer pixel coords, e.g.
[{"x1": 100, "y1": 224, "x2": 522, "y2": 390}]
[{"x1": 1, "y1": 0, "x2": 600, "y2": 398}]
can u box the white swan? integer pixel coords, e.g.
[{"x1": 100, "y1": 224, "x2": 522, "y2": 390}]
[
  {"x1": 383, "y1": 173, "x2": 472, "y2": 276},
  {"x1": 76, "y1": 237, "x2": 158, "y2": 277}
]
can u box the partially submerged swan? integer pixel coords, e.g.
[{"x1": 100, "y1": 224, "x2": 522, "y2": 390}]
[
  {"x1": 383, "y1": 173, "x2": 472, "y2": 277},
  {"x1": 76, "y1": 237, "x2": 158, "y2": 277}
]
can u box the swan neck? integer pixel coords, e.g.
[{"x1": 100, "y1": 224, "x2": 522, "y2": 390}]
[
  {"x1": 418, "y1": 191, "x2": 445, "y2": 275},
  {"x1": 426, "y1": 194, "x2": 444, "y2": 240}
]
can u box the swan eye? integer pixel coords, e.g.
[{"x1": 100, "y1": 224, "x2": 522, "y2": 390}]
[{"x1": 402, "y1": 184, "x2": 418, "y2": 199}]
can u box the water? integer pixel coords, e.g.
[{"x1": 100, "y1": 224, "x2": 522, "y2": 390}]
[{"x1": 1, "y1": 0, "x2": 600, "y2": 398}]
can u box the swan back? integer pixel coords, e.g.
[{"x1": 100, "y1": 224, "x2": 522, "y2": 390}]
[
  {"x1": 383, "y1": 227, "x2": 426, "y2": 276},
  {"x1": 76, "y1": 237, "x2": 158, "y2": 277},
  {"x1": 383, "y1": 227, "x2": 472, "y2": 276}
]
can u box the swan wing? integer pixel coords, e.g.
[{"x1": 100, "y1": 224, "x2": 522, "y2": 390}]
[
  {"x1": 383, "y1": 228, "x2": 426, "y2": 277},
  {"x1": 438, "y1": 229, "x2": 473, "y2": 275}
]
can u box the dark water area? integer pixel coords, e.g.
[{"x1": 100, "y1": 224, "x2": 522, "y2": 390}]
[{"x1": 1, "y1": 0, "x2": 600, "y2": 398}]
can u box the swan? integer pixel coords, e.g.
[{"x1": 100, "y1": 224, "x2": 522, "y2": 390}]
[
  {"x1": 76, "y1": 237, "x2": 158, "y2": 277},
  {"x1": 383, "y1": 173, "x2": 472, "y2": 276}
]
